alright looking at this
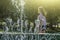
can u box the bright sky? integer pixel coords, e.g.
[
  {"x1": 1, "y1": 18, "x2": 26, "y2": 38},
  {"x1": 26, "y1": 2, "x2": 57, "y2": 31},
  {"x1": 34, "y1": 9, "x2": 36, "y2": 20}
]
[
  {"x1": 36, "y1": 0, "x2": 60, "y2": 8},
  {"x1": 35, "y1": 0, "x2": 59, "y2": 4},
  {"x1": 39, "y1": 0, "x2": 60, "y2": 2}
]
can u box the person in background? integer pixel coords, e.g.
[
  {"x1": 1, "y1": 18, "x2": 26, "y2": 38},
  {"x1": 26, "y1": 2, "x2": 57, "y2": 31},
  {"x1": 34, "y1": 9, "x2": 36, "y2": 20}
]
[{"x1": 38, "y1": 6, "x2": 46, "y2": 33}]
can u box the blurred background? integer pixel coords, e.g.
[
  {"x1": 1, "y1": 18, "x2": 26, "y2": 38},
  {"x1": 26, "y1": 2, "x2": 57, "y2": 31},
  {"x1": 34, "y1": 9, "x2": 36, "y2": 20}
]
[{"x1": 0, "y1": 0, "x2": 60, "y2": 33}]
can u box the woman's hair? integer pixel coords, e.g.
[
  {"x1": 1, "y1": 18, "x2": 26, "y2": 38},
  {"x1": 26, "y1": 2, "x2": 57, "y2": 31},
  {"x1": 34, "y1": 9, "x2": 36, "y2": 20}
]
[{"x1": 38, "y1": 6, "x2": 46, "y2": 16}]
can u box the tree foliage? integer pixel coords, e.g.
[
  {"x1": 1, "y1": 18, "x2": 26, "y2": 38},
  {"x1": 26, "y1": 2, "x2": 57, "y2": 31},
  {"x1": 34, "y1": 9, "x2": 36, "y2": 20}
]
[{"x1": 0, "y1": 0, "x2": 17, "y2": 20}]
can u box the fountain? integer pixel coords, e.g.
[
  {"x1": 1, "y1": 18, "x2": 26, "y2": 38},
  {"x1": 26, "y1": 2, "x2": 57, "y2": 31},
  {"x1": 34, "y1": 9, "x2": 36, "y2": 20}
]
[
  {"x1": 34, "y1": 19, "x2": 40, "y2": 33},
  {"x1": 16, "y1": 18, "x2": 21, "y2": 32},
  {"x1": 0, "y1": 0, "x2": 59, "y2": 40}
]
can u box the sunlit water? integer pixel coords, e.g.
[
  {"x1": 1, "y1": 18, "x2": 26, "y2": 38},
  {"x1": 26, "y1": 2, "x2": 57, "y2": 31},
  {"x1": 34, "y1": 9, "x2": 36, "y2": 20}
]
[{"x1": 0, "y1": 13, "x2": 58, "y2": 40}]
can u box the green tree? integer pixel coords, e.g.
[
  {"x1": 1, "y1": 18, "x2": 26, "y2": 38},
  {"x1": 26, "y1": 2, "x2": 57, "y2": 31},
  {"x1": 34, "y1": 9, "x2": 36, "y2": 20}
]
[{"x1": 0, "y1": 0, "x2": 18, "y2": 21}]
